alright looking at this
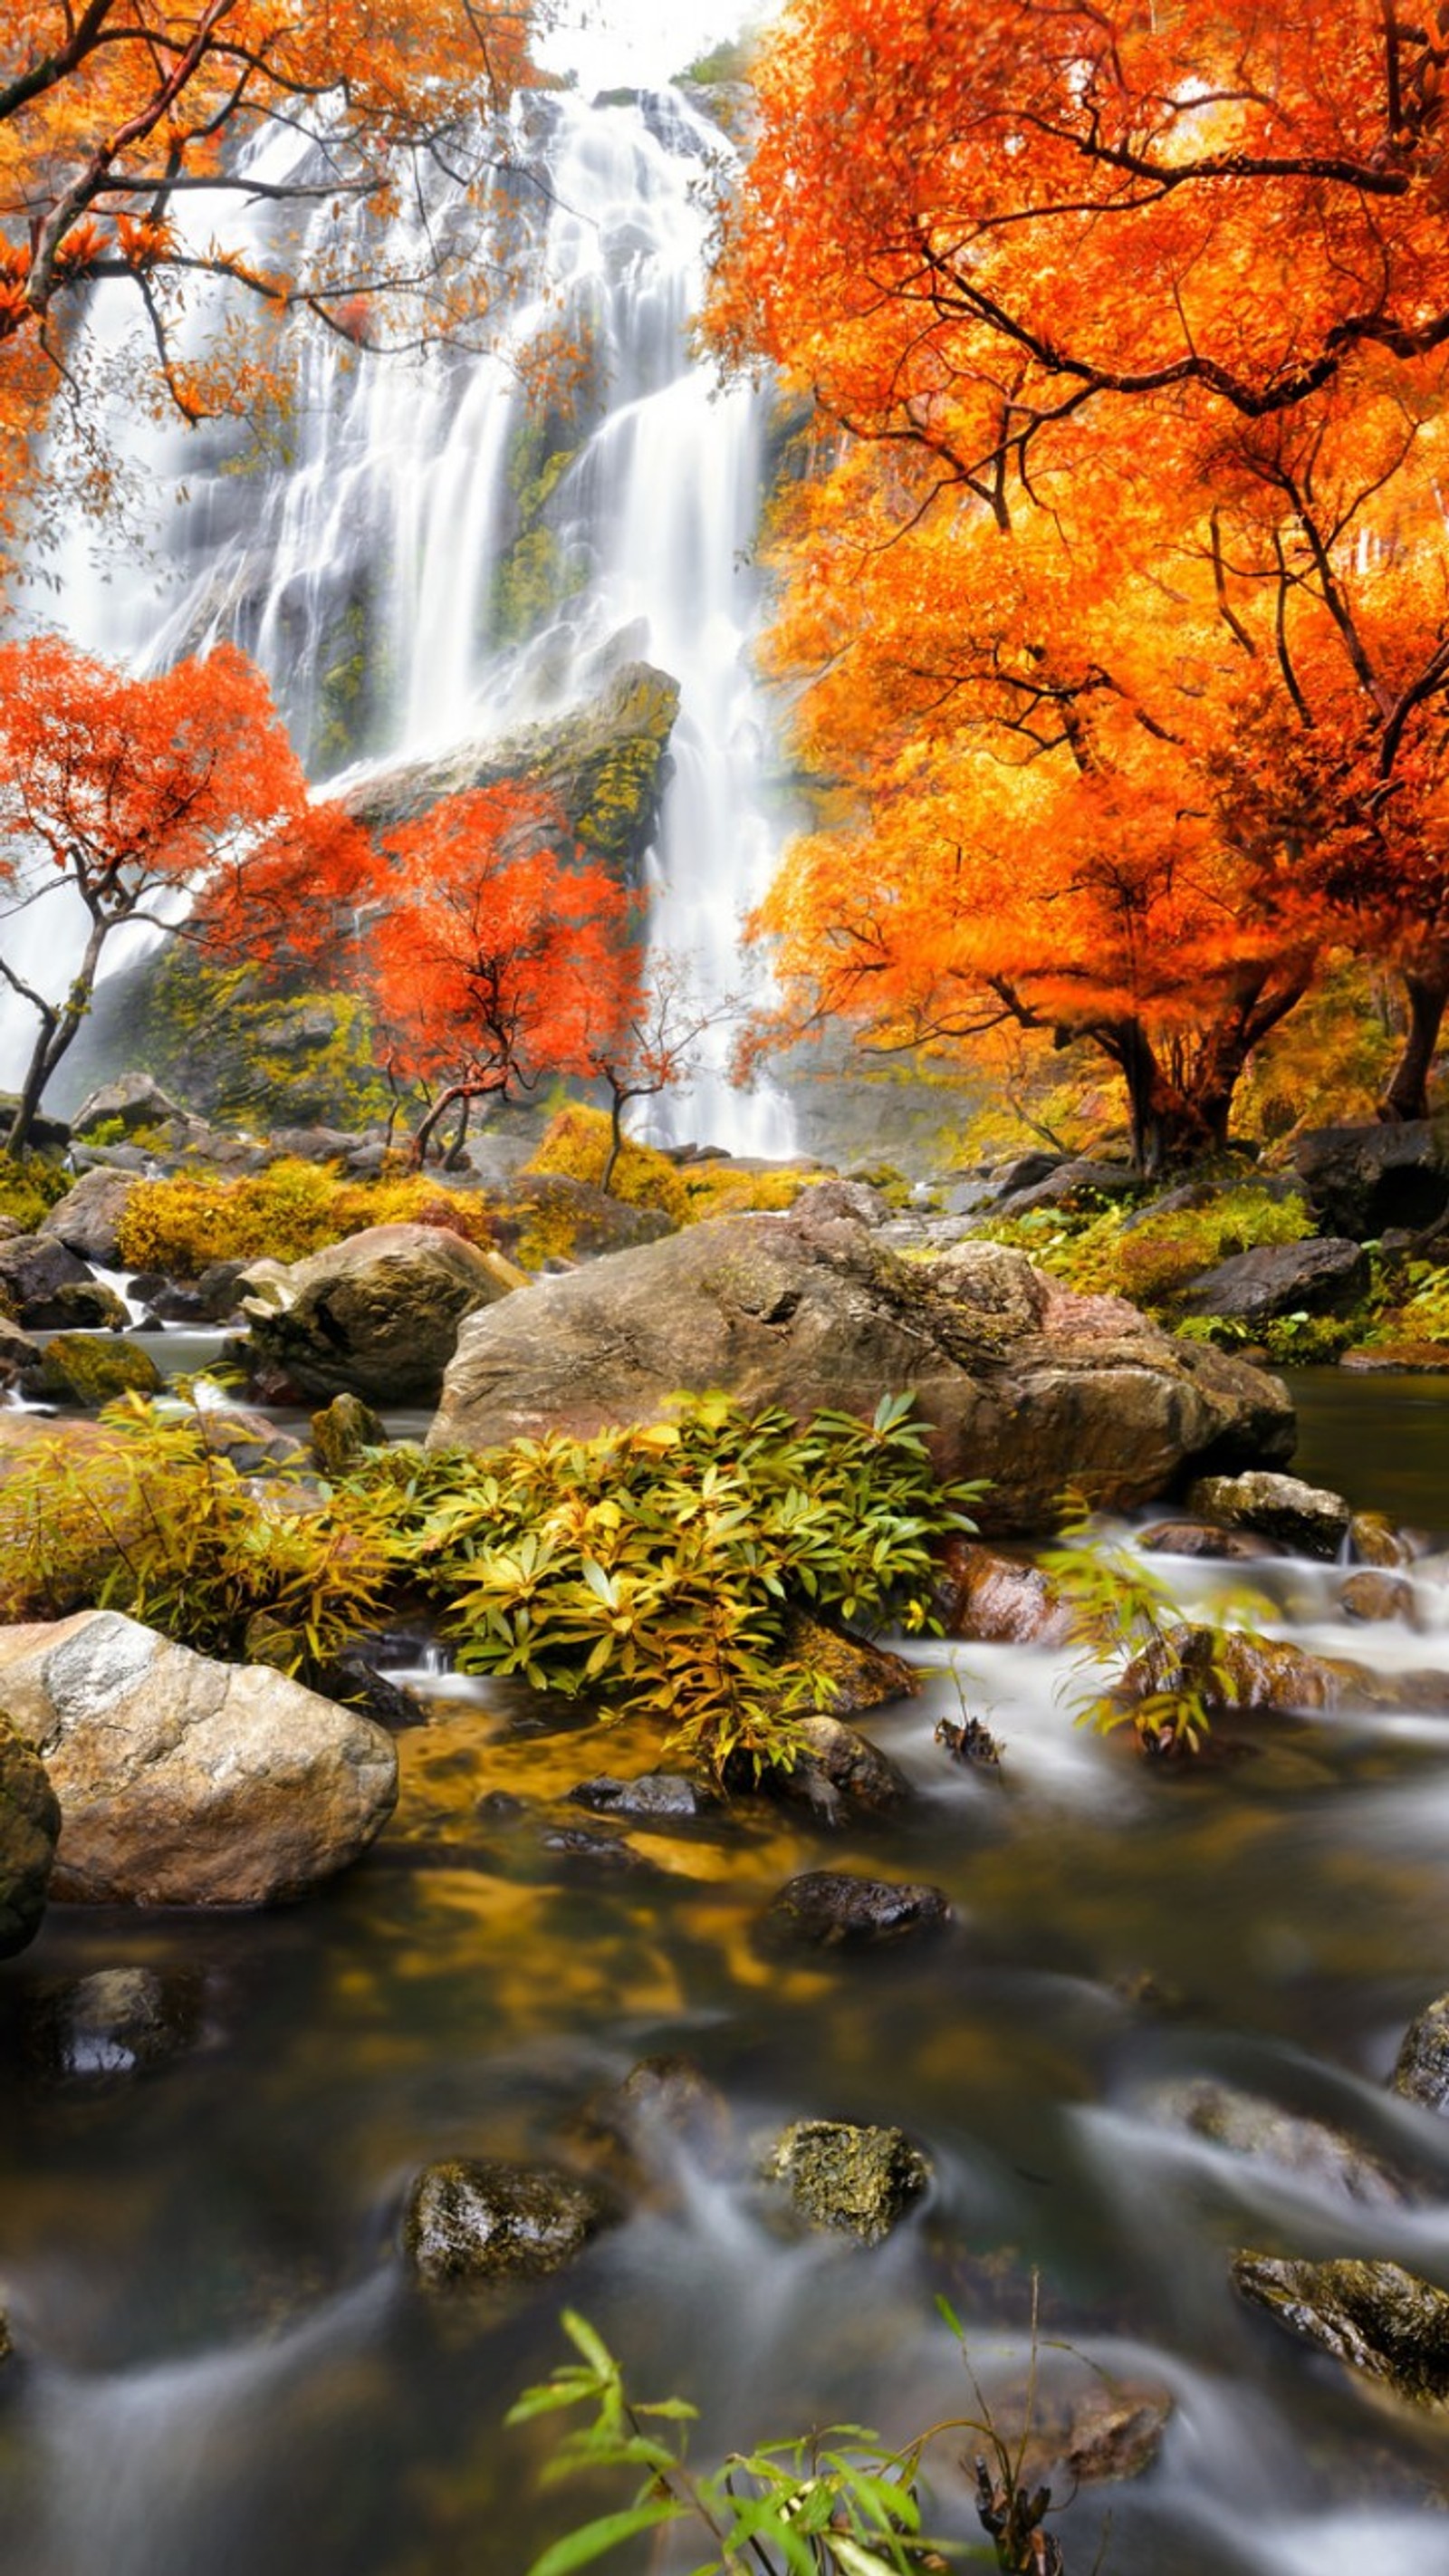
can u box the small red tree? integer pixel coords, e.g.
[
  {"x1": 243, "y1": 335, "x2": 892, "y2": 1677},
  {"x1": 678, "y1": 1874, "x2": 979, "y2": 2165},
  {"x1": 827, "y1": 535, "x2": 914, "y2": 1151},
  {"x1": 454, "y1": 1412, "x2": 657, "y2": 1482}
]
[
  {"x1": 364, "y1": 786, "x2": 639, "y2": 1166},
  {"x1": 0, "y1": 633, "x2": 352, "y2": 1153}
]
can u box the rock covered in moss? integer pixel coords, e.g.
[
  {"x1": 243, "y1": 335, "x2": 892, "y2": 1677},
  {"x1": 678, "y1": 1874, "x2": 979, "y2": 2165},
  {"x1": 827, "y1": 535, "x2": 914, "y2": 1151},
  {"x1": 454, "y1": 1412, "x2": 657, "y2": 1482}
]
[
  {"x1": 764, "y1": 2119, "x2": 930, "y2": 2244},
  {"x1": 403, "y1": 2157, "x2": 611, "y2": 2287},
  {"x1": 25, "y1": 1333, "x2": 164, "y2": 1408},
  {"x1": 1185, "y1": 1469, "x2": 1352, "y2": 1558},
  {"x1": 310, "y1": 1390, "x2": 388, "y2": 1476},
  {"x1": 763, "y1": 1870, "x2": 952, "y2": 1949},
  {"x1": 241, "y1": 1222, "x2": 527, "y2": 1404},
  {"x1": 1233, "y1": 2254, "x2": 1449, "y2": 2404},
  {"x1": 1393, "y1": 1995, "x2": 1449, "y2": 2113},
  {"x1": 0, "y1": 1718, "x2": 60, "y2": 1956}
]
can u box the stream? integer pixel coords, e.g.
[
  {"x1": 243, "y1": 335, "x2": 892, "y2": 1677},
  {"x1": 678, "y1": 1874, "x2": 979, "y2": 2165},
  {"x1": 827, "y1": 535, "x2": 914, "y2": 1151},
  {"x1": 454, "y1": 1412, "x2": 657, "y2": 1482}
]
[{"x1": 4, "y1": 1374, "x2": 1449, "y2": 2571}]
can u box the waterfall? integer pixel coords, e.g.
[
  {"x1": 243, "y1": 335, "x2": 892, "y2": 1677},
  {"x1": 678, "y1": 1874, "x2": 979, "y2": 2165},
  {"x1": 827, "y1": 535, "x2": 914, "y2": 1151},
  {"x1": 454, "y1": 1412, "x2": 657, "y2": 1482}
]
[{"x1": 7, "y1": 84, "x2": 796, "y2": 1156}]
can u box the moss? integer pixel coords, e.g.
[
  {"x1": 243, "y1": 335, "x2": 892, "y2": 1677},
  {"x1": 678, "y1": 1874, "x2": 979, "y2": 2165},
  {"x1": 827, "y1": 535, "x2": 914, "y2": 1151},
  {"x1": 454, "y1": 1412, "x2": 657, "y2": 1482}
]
[
  {"x1": 524, "y1": 1104, "x2": 690, "y2": 1220},
  {"x1": 978, "y1": 1184, "x2": 1315, "y2": 1317},
  {"x1": 0, "y1": 1155, "x2": 70, "y2": 1232},
  {"x1": 144, "y1": 952, "x2": 392, "y2": 1129},
  {"x1": 35, "y1": 1335, "x2": 166, "y2": 1407}
]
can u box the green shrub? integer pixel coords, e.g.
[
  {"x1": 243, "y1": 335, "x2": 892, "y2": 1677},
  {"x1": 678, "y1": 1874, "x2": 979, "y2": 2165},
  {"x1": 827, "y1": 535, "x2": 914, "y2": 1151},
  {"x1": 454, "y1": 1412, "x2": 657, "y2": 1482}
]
[
  {"x1": 354, "y1": 1392, "x2": 981, "y2": 1778},
  {"x1": 524, "y1": 1104, "x2": 691, "y2": 1221},
  {"x1": 0, "y1": 1153, "x2": 70, "y2": 1234},
  {"x1": 979, "y1": 1185, "x2": 1315, "y2": 1317}
]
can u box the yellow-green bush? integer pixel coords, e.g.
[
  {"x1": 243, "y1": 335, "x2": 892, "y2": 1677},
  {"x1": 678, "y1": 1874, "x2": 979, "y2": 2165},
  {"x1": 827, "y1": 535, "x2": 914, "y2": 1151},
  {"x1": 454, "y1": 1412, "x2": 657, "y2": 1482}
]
[
  {"x1": 116, "y1": 1159, "x2": 496, "y2": 1276},
  {"x1": 523, "y1": 1104, "x2": 691, "y2": 1221},
  {"x1": 0, "y1": 1154, "x2": 70, "y2": 1234},
  {"x1": 680, "y1": 1162, "x2": 811, "y2": 1220},
  {"x1": 980, "y1": 1185, "x2": 1316, "y2": 1316}
]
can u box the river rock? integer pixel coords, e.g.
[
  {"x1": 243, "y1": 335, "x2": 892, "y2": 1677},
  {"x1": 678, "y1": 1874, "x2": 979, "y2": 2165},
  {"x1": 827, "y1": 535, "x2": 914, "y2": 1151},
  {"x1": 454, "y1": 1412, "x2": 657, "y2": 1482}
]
[
  {"x1": 1293, "y1": 1120, "x2": 1449, "y2": 1241},
  {"x1": 931, "y1": 1538, "x2": 1072, "y2": 1643},
  {"x1": 402, "y1": 2157, "x2": 611, "y2": 2287},
  {"x1": 1349, "y1": 1511, "x2": 1415, "y2": 1569},
  {"x1": 1136, "y1": 1519, "x2": 1269, "y2": 1561},
  {"x1": 763, "y1": 1870, "x2": 952, "y2": 1949},
  {"x1": 764, "y1": 2119, "x2": 931, "y2": 2244},
  {"x1": 1157, "y1": 2079, "x2": 1408, "y2": 2206},
  {"x1": 567, "y1": 2054, "x2": 734, "y2": 2193},
  {"x1": 0, "y1": 1235, "x2": 122, "y2": 1331},
  {"x1": 310, "y1": 1391, "x2": 388, "y2": 1475},
  {"x1": 1177, "y1": 1238, "x2": 1370, "y2": 1322},
  {"x1": 1339, "y1": 1570, "x2": 1415, "y2": 1624},
  {"x1": 24, "y1": 1332, "x2": 164, "y2": 1408},
  {"x1": 0, "y1": 1318, "x2": 40, "y2": 1389},
  {"x1": 429, "y1": 1214, "x2": 1294, "y2": 1534},
  {"x1": 240, "y1": 1222, "x2": 527, "y2": 1404},
  {"x1": 1118, "y1": 1623, "x2": 1443, "y2": 1718},
  {"x1": 0, "y1": 1610, "x2": 398, "y2": 1905},
  {"x1": 1233, "y1": 2254, "x2": 1449, "y2": 2405},
  {"x1": 26, "y1": 1965, "x2": 203, "y2": 2081},
  {"x1": 40, "y1": 1167, "x2": 139, "y2": 1267},
  {"x1": 760, "y1": 1714, "x2": 913, "y2": 1824},
  {"x1": 1393, "y1": 1995, "x2": 1449, "y2": 2112},
  {"x1": 1185, "y1": 1469, "x2": 1352, "y2": 1558},
  {"x1": 569, "y1": 1773, "x2": 715, "y2": 1823},
  {"x1": 0, "y1": 1718, "x2": 60, "y2": 1956}
]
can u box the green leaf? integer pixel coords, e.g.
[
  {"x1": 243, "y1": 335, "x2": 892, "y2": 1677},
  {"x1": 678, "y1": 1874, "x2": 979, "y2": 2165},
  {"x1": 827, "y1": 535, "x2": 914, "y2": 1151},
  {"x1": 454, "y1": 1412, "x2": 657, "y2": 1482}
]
[{"x1": 523, "y1": 2501, "x2": 681, "y2": 2576}]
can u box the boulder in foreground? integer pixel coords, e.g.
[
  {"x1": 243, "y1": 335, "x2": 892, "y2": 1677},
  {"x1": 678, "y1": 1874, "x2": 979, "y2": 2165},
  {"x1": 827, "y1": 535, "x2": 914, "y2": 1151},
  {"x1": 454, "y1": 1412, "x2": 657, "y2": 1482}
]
[
  {"x1": 241, "y1": 1221, "x2": 526, "y2": 1405},
  {"x1": 0, "y1": 1610, "x2": 397, "y2": 1905}
]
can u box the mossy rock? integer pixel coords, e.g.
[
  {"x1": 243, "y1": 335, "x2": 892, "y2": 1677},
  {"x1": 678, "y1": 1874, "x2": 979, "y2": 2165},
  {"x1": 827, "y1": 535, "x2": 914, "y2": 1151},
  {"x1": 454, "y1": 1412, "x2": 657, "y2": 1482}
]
[
  {"x1": 0, "y1": 1717, "x2": 61, "y2": 1957},
  {"x1": 764, "y1": 2119, "x2": 931, "y2": 2245},
  {"x1": 1234, "y1": 2254, "x2": 1449, "y2": 2406},
  {"x1": 32, "y1": 1334, "x2": 164, "y2": 1408}
]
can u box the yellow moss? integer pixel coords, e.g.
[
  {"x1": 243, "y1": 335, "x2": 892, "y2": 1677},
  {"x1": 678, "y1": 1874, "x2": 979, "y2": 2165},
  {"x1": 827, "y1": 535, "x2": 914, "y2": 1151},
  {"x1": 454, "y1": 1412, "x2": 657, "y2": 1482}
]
[
  {"x1": 681, "y1": 1164, "x2": 811, "y2": 1220},
  {"x1": 116, "y1": 1160, "x2": 497, "y2": 1277}
]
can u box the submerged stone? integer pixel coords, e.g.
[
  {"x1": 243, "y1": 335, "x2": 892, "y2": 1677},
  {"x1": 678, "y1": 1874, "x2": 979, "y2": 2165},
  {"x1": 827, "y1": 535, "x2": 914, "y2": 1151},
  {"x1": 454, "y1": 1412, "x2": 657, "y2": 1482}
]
[
  {"x1": 765, "y1": 2119, "x2": 931, "y2": 2245},
  {"x1": 403, "y1": 2157, "x2": 611, "y2": 2287},
  {"x1": 1157, "y1": 2079, "x2": 1408, "y2": 2206},
  {"x1": 762, "y1": 1870, "x2": 952, "y2": 1949}
]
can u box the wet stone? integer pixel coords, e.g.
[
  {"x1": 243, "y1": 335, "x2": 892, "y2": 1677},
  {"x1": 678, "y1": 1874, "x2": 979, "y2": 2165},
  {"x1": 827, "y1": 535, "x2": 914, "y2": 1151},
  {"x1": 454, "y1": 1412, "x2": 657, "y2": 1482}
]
[
  {"x1": 1233, "y1": 2254, "x2": 1449, "y2": 2406},
  {"x1": 403, "y1": 2158, "x2": 612, "y2": 2288},
  {"x1": 1137, "y1": 1520, "x2": 1271, "y2": 1562},
  {"x1": 0, "y1": 1720, "x2": 60, "y2": 1958},
  {"x1": 28, "y1": 1966, "x2": 203, "y2": 2083},
  {"x1": 936, "y1": 1713, "x2": 1003, "y2": 1767},
  {"x1": 1349, "y1": 1512, "x2": 1415, "y2": 1570},
  {"x1": 1393, "y1": 1994, "x2": 1449, "y2": 2114},
  {"x1": 569, "y1": 1772, "x2": 715, "y2": 1823},
  {"x1": 1158, "y1": 2079, "x2": 1409, "y2": 2206},
  {"x1": 764, "y1": 2118, "x2": 931, "y2": 2245},
  {"x1": 567, "y1": 2054, "x2": 734, "y2": 2194},
  {"x1": 759, "y1": 1715, "x2": 913, "y2": 1825},
  {"x1": 762, "y1": 1870, "x2": 952, "y2": 1950},
  {"x1": 539, "y1": 1825, "x2": 651, "y2": 1873},
  {"x1": 1185, "y1": 1470, "x2": 1352, "y2": 1560},
  {"x1": 1339, "y1": 1570, "x2": 1415, "y2": 1625}
]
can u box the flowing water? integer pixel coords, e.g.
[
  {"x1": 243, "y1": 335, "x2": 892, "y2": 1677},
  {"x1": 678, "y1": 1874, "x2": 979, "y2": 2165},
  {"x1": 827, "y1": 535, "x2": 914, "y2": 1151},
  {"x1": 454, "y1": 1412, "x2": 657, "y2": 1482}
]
[
  {"x1": 6, "y1": 1376, "x2": 1449, "y2": 2572},
  {"x1": 4, "y1": 84, "x2": 794, "y2": 1151}
]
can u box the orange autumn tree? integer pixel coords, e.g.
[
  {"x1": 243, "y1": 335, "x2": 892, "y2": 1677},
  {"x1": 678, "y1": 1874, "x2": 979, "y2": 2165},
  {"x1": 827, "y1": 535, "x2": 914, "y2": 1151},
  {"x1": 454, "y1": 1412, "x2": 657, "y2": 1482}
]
[
  {"x1": 709, "y1": 0, "x2": 1449, "y2": 1143},
  {"x1": 0, "y1": 0, "x2": 543, "y2": 553},
  {"x1": 0, "y1": 631, "x2": 360, "y2": 1153},
  {"x1": 363, "y1": 784, "x2": 639, "y2": 1166}
]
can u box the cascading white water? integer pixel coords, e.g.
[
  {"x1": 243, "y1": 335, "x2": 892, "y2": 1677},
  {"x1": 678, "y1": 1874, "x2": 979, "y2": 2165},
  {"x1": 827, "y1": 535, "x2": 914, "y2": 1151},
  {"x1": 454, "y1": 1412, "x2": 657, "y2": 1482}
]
[{"x1": 10, "y1": 85, "x2": 796, "y2": 1154}]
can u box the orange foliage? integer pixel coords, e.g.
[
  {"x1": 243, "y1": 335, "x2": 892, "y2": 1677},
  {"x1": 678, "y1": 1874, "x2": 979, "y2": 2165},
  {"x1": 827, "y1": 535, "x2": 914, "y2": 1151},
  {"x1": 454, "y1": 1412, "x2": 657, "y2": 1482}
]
[
  {"x1": 363, "y1": 786, "x2": 640, "y2": 1162},
  {"x1": 711, "y1": 0, "x2": 1449, "y2": 1158},
  {"x1": 0, "y1": 0, "x2": 542, "y2": 546},
  {"x1": 0, "y1": 632, "x2": 340, "y2": 1149}
]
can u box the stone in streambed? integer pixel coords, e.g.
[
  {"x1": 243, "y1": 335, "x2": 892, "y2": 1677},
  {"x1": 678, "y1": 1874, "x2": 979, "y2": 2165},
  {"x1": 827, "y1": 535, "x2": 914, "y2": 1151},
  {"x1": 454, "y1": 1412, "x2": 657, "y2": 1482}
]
[
  {"x1": 403, "y1": 2158, "x2": 612, "y2": 2287},
  {"x1": 762, "y1": 1870, "x2": 952, "y2": 1950},
  {"x1": 1233, "y1": 2254, "x2": 1449, "y2": 2406},
  {"x1": 764, "y1": 2118, "x2": 931, "y2": 2245},
  {"x1": 240, "y1": 1222, "x2": 526, "y2": 1405},
  {"x1": 1185, "y1": 1469, "x2": 1351, "y2": 1559},
  {"x1": 24, "y1": 1333, "x2": 163, "y2": 1408},
  {"x1": 930, "y1": 1538, "x2": 1073, "y2": 1643},
  {"x1": 569, "y1": 1773, "x2": 716, "y2": 1824},
  {"x1": 0, "y1": 1719, "x2": 60, "y2": 1957},
  {"x1": 1393, "y1": 1994, "x2": 1449, "y2": 2114},
  {"x1": 1156, "y1": 2079, "x2": 1408, "y2": 2206},
  {"x1": 0, "y1": 1610, "x2": 397, "y2": 1906}
]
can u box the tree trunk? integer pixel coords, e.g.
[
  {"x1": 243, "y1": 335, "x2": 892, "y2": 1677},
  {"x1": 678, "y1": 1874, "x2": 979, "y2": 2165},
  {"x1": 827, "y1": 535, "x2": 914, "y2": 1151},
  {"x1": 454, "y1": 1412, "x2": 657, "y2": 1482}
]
[
  {"x1": 3, "y1": 918, "x2": 108, "y2": 1158},
  {"x1": 409, "y1": 1076, "x2": 503, "y2": 1168},
  {"x1": 600, "y1": 1091, "x2": 628, "y2": 1197},
  {"x1": 1381, "y1": 958, "x2": 1449, "y2": 1121}
]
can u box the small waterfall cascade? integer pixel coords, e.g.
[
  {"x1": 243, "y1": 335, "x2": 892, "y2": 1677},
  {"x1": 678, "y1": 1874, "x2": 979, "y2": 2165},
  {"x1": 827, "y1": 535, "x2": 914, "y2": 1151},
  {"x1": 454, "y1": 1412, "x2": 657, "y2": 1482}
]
[{"x1": 11, "y1": 84, "x2": 796, "y2": 1154}]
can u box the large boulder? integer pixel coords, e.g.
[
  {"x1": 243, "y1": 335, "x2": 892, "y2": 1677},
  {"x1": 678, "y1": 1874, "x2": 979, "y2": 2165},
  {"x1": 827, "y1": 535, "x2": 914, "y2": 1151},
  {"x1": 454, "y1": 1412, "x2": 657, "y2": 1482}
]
[
  {"x1": 1177, "y1": 1237, "x2": 1370, "y2": 1322},
  {"x1": 428, "y1": 1212, "x2": 1294, "y2": 1533},
  {"x1": 1293, "y1": 1120, "x2": 1449, "y2": 1240},
  {"x1": 0, "y1": 1610, "x2": 398, "y2": 1905},
  {"x1": 70, "y1": 1072, "x2": 190, "y2": 1139},
  {"x1": 0, "y1": 1718, "x2": 61, "y2": 1956},
  {"x1": 39, "y1": 1166, "x2": 141, "y2": 1267},
  {"x1": 0, "y1": 1235, "x2": 124, "y2": 1331},
  {"x1": 241, "y1": 1222, "x2": 527, "y2": 1404}
]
